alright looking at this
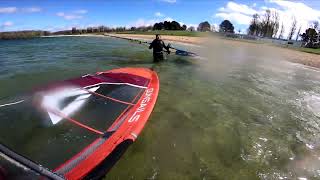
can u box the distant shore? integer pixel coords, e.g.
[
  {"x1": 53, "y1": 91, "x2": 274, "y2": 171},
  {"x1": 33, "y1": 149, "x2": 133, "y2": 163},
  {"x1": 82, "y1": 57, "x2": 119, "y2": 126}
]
[
  {"x1": 41, "y1": 34, "x2": 105, "y2": 38},
  {"x1": 41, "y1": 33, "x2": 320, "y2": 69},
  {"x1": 42, "y1": 33, "x2": 204, "y2": 47},
  {"x1": 104, "y1": 33, "x2": 205, "y2": 45}
]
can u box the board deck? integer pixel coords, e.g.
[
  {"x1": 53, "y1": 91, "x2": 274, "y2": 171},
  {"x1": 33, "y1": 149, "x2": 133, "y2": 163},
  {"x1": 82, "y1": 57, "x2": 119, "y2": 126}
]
[{"x1": 0, "y1": 67, "x2": 159, "y2": 180}]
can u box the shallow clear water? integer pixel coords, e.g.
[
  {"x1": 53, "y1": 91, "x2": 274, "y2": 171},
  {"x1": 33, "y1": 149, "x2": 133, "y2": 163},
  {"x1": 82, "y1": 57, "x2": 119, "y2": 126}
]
[{"x1": 0, "y1": 36, "x2": 320, "y2": 179}]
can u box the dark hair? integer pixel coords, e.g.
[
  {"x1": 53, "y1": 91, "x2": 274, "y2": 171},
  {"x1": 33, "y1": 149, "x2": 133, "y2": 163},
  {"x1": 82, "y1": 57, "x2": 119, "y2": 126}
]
[{"x1": 156, "y1": 34, "x2": 160, "y2": 38}]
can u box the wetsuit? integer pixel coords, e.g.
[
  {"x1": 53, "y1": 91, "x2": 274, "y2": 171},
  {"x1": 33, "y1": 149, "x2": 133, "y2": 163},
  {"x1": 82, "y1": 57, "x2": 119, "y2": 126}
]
[{"x1": 149, "y1": 39, "x2": 169, "y2": 62}]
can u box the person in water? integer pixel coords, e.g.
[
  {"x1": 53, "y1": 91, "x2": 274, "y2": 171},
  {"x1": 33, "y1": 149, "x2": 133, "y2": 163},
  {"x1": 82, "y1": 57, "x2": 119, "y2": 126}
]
[{"x1": 149, "y1": 34, "x2": 170, "y2": 62}]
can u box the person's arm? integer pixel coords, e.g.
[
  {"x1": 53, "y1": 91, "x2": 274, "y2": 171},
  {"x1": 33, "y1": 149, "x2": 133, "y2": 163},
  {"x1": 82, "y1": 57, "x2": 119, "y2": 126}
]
[
  {"x1": 162, "y1": 41, "x2": 170, "y2": 53},
  {"x1": 149, "y1": 40, "x2": 154, "y2": 49}
]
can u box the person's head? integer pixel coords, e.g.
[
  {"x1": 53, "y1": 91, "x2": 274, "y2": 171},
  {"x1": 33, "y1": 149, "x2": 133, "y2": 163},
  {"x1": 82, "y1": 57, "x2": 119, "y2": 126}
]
[{"x1": 156, "y1": 34, "x2": 161, "y2": 40}]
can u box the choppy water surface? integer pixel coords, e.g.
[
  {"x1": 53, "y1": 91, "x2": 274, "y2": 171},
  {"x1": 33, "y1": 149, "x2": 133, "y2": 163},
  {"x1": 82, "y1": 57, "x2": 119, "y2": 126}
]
[{"x1": 0, "y1": 36, "x2": 320, "y2": 179}]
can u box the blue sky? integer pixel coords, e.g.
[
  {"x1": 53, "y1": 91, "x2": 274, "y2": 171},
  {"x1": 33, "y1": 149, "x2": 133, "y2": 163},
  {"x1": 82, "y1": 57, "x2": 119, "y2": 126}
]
[{"x1": 0, "y1": 0, "x2": 320, "y2": 35}]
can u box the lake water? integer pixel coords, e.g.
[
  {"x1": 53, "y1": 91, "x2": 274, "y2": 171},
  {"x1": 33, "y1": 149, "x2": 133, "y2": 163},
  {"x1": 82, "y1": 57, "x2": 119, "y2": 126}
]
[{"x1": 0, "y1": 36, "x2": 320, "y2": 179}]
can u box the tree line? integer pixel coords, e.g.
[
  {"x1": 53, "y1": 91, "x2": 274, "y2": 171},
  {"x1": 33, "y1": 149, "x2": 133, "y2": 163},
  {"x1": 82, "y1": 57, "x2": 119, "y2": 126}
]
[
  {"x1": 0, "y1": 30, "x2": 50, "y2": 40},
  {"x1": 1, "y1": 16, "x2": 318, "y2": 48},
  {"x1": 246, "y1": 9, "x2": 319, "y2": 48}
]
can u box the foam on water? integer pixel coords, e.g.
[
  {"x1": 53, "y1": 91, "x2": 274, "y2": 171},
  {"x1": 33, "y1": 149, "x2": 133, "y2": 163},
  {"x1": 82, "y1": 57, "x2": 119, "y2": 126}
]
[{"x1": 304, "y1": 93, "x2": 320, "y2": 118}]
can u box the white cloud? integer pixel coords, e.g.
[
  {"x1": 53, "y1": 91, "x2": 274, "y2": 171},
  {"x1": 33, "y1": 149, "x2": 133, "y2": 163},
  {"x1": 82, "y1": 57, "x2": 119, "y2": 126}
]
[
  {"x1": 126, "y1": 16, "x2": 179, "y2": 28},
  {"x1": 215, "y1": 12, "x2": 252, "y2": 25},
  {"x1": 56, "y1": 11, "x2": 83, "y2": 20},
  {"x1": 0, "y1": 7, "x2": 17, "y2": 13},
  {"x1": 215, "y1": 1, "x2": 259, "y2": 25},
  {"x1": 129, "y1": 18, "x2": 157, "y2": 28},
  {"x1": 0, "y1": 7, "x2": 42, "y2": 13},
  {"x1": 22, "y1": 7, "x2": 42, "y2": 13},
  {"x1": 268, "y1": 0, "x2": 320, "y2": 38},
  {"x1": 164, "y1": 17, "x2": 173, "y2": 22},
  {"x1": 159, "y1": 0, "x2": 176, "y2": 3},
  {"x1": 186, "y1": 23, "x2": 198, "y2": 30},
  {"x1": 2, "y1": 21, "x2": 14, "y2": 27},
  {"x1": 0, "y1": 21, "x2": 14, "y2": 30},
  {"x1": 64, "y1": 15, "x2": 83, "y2": 20},
  {"x1": 155, "y1": 12, "x2": 164, "y2": 17},
  {"x1": 56, "y1": 12, "x2": 65, "y2": 17},
  {"x1": 211, "y1": 23, "x2": 218, "y2": 31},
  {"x1": 219, "y1": 1, "x2": 258, "y2": 15},
  {"x1": 73, "y1": 9, "x2": 88, "y2": 14},
  {"x1": 215, "y1": 0, "x2": 320, "y2": 38}
]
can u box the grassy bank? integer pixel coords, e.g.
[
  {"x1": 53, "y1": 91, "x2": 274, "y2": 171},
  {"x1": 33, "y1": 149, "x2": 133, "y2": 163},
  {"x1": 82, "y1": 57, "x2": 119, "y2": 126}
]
[
  {"x1": 298, "y1": 47, "x2": 320, "y2": 55},
  {"x1": 114, "y1": 30, "x2": 205, "y2": 37},
  {"x1": 221, "y1": 35, "x2": 320, "y2": 55}
]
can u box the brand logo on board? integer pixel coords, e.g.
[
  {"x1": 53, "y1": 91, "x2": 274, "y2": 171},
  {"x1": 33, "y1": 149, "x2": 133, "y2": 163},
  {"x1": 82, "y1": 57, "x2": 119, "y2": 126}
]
[{"x1": 128, "y1": 88, "x2": 154, "y2": 123}]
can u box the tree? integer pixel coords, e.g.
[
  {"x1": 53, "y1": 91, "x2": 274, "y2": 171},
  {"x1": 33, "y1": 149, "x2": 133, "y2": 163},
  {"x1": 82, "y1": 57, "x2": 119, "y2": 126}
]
[
  {"x1": 188, "y1": 26, "x2": 195, "y2": 31},
  {"x1": 288, "y1": 16, "x2": 297, "y2": 40},
  {"x1": 248, "y1": 14, "x2": 259, "y2": 36},
  {"x1": 171, "y1": 21, "x2": 181, "y2": 30},
  {"x1": 312, "y1": 21, "x2": 319, "y2": 30},
  {"x1": 247, "y1": 10, "x2": 279, "y2": 38},
  {"x1": 98, "y1": 26, "x2": 105, "y2": 32},
  {"x1": 278, "y1": 23, "x2": 284, "y2": 39},
  {"x1": 153, "y1": 21, "x2": 184, "y2": 30},
  {"x1": 87, "y1": 27, "x2": 93, "y2": 33},
  {"x1": 153, "y1": 23, "x2": 160, "y2": 30},
  {"x1": 153, "y1": 22, "x2": 164, "y2": 30},
  {"x1": 182, "y1": 24, "x2": 187, "y2": 30},
  {"x1": 296, "y1": 26, "x2": 301, "y2": 41},
  {"x1": 198, "y1": 21, "x2": 211, "y2": 32},
  {"x1": 211, "y1": 25, "x2": 216, "y2": 32},
  {"x1": 163, "y1": 21, "x2": 171, "y2": 30},
  {"x1": 219, "y1": 20, "x2": 234, "y2": 33},
  {"x1": 300, "y1": 28, "x2": 318, "y2": 48},
  {"x1": 271, "y1": 11, "x2": 280, "y2": 38},
  {"x1": 71, "y1": 27, "x2": 77, "y2": 34},
  {"x1": 261, "y1": 9, "x2": 271, "y2": 37}
]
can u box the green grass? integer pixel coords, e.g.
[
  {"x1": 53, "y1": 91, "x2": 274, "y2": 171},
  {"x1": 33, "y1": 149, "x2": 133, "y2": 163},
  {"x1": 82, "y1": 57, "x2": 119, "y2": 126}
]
[
  {"x1": 298, "y1": 47, "x2": 320, "y2": 55},
  {"x1": 221, "y1": 35, "x2": 320, "y2": 55},
  {"x1": 114, "y1": 30, "x2": 205, "y2": 37}
]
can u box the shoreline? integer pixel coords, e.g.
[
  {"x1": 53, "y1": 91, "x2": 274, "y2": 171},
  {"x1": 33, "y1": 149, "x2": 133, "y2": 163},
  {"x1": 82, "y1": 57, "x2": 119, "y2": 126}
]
[
  {"x1": 41, "y1": 34, "x2": 105, "y2": 38},
  {"x1": 220, "y1": 37, "x2": 320, "y2": 69},
  {"x1": 104, "y1": 33, "x2": 205, "y2": 45},
  {"x1": 41, "y1": 34, "x2": 320, "y2": 69}
]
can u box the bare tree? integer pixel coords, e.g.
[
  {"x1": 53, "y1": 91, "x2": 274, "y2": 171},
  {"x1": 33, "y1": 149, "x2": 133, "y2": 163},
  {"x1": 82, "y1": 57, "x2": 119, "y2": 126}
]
[
  {"x1": 288, "y1": 16, "x2": 297, "y2": 40},
  {"x1": 248, "y1": 13, "x2": 260, "y2": 36},
  {"x1": 211, "y1": 25, "x2": 216, "y2": 32},
  {"x1": 278, "y1": 23, "x2": 284, "y2": 39},
  {"x1": 296, "y1": 26, "x2": 301, "y2": 41},
  {"x1": 261, "y1": 9, "x2": 271, "y2": 37},
  {"x1": 249, "y1": 9, "x2": 279, "y2": 38},
  {"x1": 271, "y1": 11, "x2": 280, "y2": 38},
  {"x1": 187, "y1": 26, "x2": 195, "y2": 32}
]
